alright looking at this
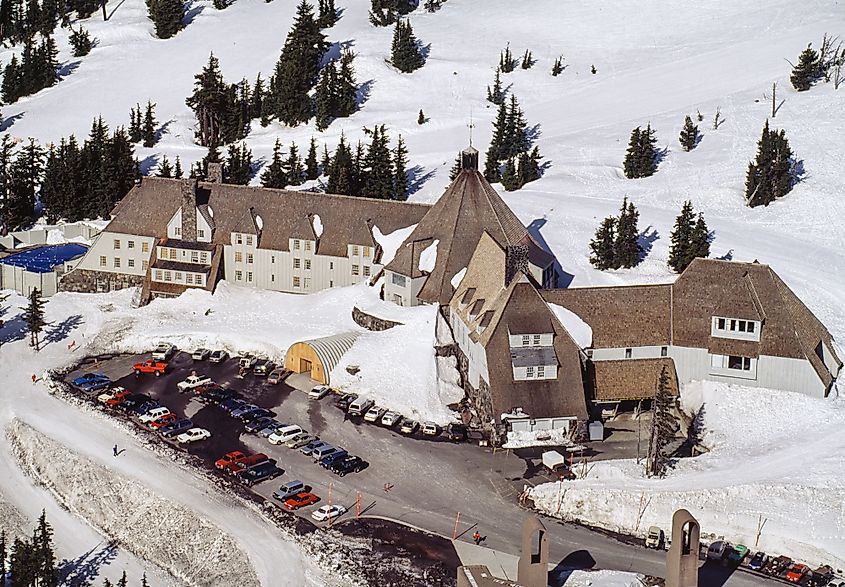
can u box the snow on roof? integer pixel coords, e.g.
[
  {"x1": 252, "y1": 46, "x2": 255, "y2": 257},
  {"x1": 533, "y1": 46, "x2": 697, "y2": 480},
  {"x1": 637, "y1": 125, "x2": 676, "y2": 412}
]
[
  {"x1": 311, "y1": 214, "x2": 323, "y2": 238},
  {"x1": 255, "y1": 214, "x2": 263, "y2": 230},
  {"x1": 549, "y1": 302, "x2": 593, "y2": 348},
  {"x1": 207, "y1": 205, "x2": 214, "y2": 218},
  {"x1": 372, "y1": 223, "x2": 416, "y2": 266},
  {"x1": 418, "y1": 239, "x2": 439, "y2": 273},
  {"x1": 450, "y1": 267, "x2": 467, "y2": 289}
]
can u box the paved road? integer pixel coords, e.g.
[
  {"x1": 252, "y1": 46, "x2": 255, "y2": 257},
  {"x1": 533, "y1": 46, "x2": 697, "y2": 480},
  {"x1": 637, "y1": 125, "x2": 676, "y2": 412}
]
[{"x1": 68, "y1": 353, "x2": 785, "y2": 587}]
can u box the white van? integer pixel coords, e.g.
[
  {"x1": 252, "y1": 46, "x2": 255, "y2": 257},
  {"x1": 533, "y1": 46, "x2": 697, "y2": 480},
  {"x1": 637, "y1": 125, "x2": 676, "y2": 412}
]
[
  {"x1": 311, "y1": 444, "x2": 340, "y2": 462},
  {"x1": 139, "y1": 406, "x2": 170, "y2": 423},
  {"x1": 268, "y1": 425, "x2": 305, "y2": 445},
  {"x1": 348, "y1": 397, "x2": 374, "y2": 417},
  {"x1": 273, "y1": 480, "x2": 305, "y2": 501}
]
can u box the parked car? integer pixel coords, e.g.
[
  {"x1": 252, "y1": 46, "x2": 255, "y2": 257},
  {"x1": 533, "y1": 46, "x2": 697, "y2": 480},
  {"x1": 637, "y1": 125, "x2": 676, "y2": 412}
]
[
  {"x1": 281, "y1": 491, "x2": 319, "y2": 510},
  {"x1": 119, "y1": 393, "x2": 152, "y2": 412},
  {"x1": 318, "y1": 449, "x2": 348, "y2": 468},
  {"x1": 257, "y1": 420, "x2": 285, "y2": 438},
  {"x1": 827, "y1": 576, "x2": 845, "y2": 587},
  {"x1": 245, "y1": 416, "x2": 276, "y2": 434},
  {"x1": 300, "y1": 439, "x2": 328, "y2": 456},
  {"x1": 706, "y1": 541, "x2": 728, "y2": 562},
  {"x1": 645, "y1": 526, "x2": 664, "y2": 549},
  {"x1": 347, "y1": 397, "x2": 374, "y2": 417},
  {"x1": 334, "y1": 392, "x2": 358, "y2": 411},
  {"x1": 203, "y1": 387, "x2": 234, "y2": 404},
  {"x1": 381, "y1": 411, "x2": 402, "y2": 428},
  {"x1": 811, "y1": 566, "x2": 834, "y2": 586},
  {"x1": 71, "y1": 372, "x2": 110, "y2": 389},
  {"x1": 238, "y1": 355, "x2": 258, "y2": 371},
  {"x1": 177, "y1": 374, "x2": 213, "y2": 393},
  {"x1": 237, "y1": 461, "x2": 283, "y2": 486},
  {"x1": 151, "y1": 342, "x2": 176, "y2": 361},
  {"x1": 160, "y1": 419, "x2": 193, "y2": 438},
  {"x1": 446, "y1": 423, "x2": 468, "y2": 442},
  {"x1": 311, "y1": 444, "x2": 339, "y2": 462},
  {"x1": 253, "y1": 359, "x2": 275, "y2": 376},
  {"x1": 269, "y1": 425, "x2": 305, "y2": 445},
  {"x1": 97, "y1": 387, "x2": 129, "y2": 405},
  {"x1": 286, "y1": 433, "x2": 317, "y2": 449},
  {"x1": 767, "y1": 556, "x2": 794, "y2": 576},
  {"x1": 727, "y1": 544, "x2": 749, "y2": 564},
  {"x1": 329, "y1": 455, "x2": 368, "y2": 477},
  {"x1": 230, "y1": 403, "x2": 259, "y2": 418},
  {"x1": 399, "y1": 419, "x2": 419, "y2": 435},
  {"x1": 191, "y1": 348, "x2": 210, "y2": 361},
  {"x1": 421, "y1": 422, "x2": 440, "y2": 437},
  {"x1": 139, "y1": 406, "x2": 171, "y2": 423},
  {"x1": 240, "y1": 408, "x2": 273, "y2": 423},
  {"x1": 220, "y1": 398, "x2": 247, "y2": 413},
  {"x1": 308, "y1": 385, "x2": 330, "y2": 400},
  {"x1": 193, "y1": 382, "x2": 224, "y2": 396},
  {"x1": 363, "y1": 405, "x2": 387, "y2": 423},
  {"x1": 176, "y1": 427, "x2": 211, "y2": 444},
  {"x1": 227, "y1": 453, "x2": 270, "y2": 475},
  {"x1": 748, "y1": 551, "x2": 768, "y2": 571},
  {"x1": 130, "y1": 400, "x2": 161, "y2": 416},
  {"x1": 149, "y1": 413, "x2": 178, "y2": 429},
  {"x1": 215, "y1": 450, "x2": 248, "y2": 471},
  {"x1": 267, "y1": 368, "x2": 287, "y2": 385},
  {"x1": 133, "y1": 359, "x2": 168, "y2": 377},
  {"x1": 311, "y1": 504, "x2": 346, "y2": 522},
  {"x1": 209, "y1": 349, "x2": 228, "y2": 363},
  {"x1": 273, "y1": 481, "x2": 306, "y2": 502},
  {"x1": 785, "y1": 564, "x2": 810, "y2": 583}
]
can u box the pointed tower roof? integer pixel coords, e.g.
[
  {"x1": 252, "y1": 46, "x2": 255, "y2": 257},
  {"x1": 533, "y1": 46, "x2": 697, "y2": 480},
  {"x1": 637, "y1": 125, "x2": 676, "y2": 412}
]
[{"x1": 385, "y1": 150, "x2": 551, "y2": 305}]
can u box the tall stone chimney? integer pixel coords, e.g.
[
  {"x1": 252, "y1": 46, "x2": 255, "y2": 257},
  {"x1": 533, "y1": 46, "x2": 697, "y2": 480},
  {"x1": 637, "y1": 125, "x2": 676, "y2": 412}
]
[
  {"x1": 460, "y1": 146, "x2": 479, "y2": 171},
  {"x1": 180, "y1": 178, "x2": 198, "y2": 242},
  {"x1": 505, "y1": 244, "x2": 529, "y2": 286},
  {"x1": 206, "y1": 162, "x2": 224, "y2": 183}
]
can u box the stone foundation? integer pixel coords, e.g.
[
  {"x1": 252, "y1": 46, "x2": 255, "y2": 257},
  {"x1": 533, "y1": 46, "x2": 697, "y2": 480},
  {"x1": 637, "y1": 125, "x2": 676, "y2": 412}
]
[
  {"x1": 352, "y1": 307, "x2": 403, "y2": 332},
  {"x1": 59, "y1": 268, "x2": 144, "y2": 293}
]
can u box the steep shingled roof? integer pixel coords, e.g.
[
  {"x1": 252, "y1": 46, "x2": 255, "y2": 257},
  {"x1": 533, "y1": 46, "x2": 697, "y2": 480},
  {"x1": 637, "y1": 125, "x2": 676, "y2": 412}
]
[{"x1": 105, "y1": 178, "x2": 430, "y2": 259}]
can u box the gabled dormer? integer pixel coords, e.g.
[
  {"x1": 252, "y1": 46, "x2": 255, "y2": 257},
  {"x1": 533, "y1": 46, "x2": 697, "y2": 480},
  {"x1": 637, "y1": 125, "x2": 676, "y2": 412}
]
[{"x1": 231, "y1": 207, "x2": 261, "y2": 248}]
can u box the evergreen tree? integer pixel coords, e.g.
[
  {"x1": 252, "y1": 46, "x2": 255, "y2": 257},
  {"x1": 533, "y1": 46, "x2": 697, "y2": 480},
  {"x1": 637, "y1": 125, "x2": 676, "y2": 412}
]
[
  {"x1": 679, "y1": 115, "x2": 699, "y2": 152},
  {"x1": 33, "y1": 510, "x2": 56, "y2": 587},
  {"x1": 305, "y1": 137, "x2": 318, "y2": 180},
  {"x1": 316, "y1": 0, "x2": 337, "y2": 27},
  {"x1": 500, "y1": 157, "x2": 519, "y2": 191},
  {"x1": 7, "y1": 139, "x2": 44, "y2": 229},
  {"x1": 128, "y1": 104, "x2": 143, "y2": 143},
  {"x1": 591, "y1": 64, "x2": 597, "y2": 74},
  {"x1": 314, "y1": 59, "x2": 337, "y2": 131},
  {"x1": 614, "y1": 197, "x2": 642, "y2": 268},
  {"x1": 637, "y1": 123, "x2": 658, "y2": 177},
  {"x1": 745, "y1": 120, "x2": 795, "y2": 207},
  {"x1": 260, "y1": 139, "x2": 287, "y2": 189},
  {"x1": 622, "y1": 127, "x2": 641, "y2": 179},
  {"x1": 40, "y1": 136, "x2": 84, "y2": 223},
  {"x1": 551, "y1": 56, "x2": 564, "y2": 76},
  {"x1": 224, "y1": 142, "x2": 252, "y2": 185},
  {"x1": 174, "y1": 155, "x2": 183, "y2": 178},
  {"x1": 646, "y1": 366, "x2": 677, "y2": 478},
  {"x1": 520, "y1": 49, "x2": 533, "y2": 69},
  {"x1": 103, "y1": 579, "x2": 113, "y2": 587},
  {"x1": 689, "y1": 212, "x2": 710, "y2": 266},
  {"x1": 0, "y1": 530, "x2": 6, "y2": 582},
  {"x1": 516, "y1": 146, "x2": 541, "y2": 187},
  {"x1": 486, "y1": 68, "x2": 504, "y2": 105},
  {"x1": 142, "y1": 101, "x2": 157, "y2": 147},
  {"x1": 363, "y1": 125, "x2": 392, "y2": 198},
  {"x1": 448, "y1": 153, "x2": 461, "y2": 181},
  {"x1": 69, "y1": 26, "x2": 94, "y2": 57},
  {"x1": 417, "y1": 108, "x2": 425, "y2": 124},
  {"x1": 157, "y1": 155, "x2": 173, "y2": 177},
  {"x1": 320, "y1": 144, "x2": 330, "y2": 174},
  {"x1": 2, "y1": 55, "x2": 20, "y2": 104},
  {"x1": 146, "y1": 0, "x2": 184, "y2": 39},
  {"x1": 141, "y1": 573, "x2": 149, "y2": 587},
  {"x1": 10, "y1": 536, "x2": 36, "y2": 587},
  {"x1": 392, "y1": 134, "x2": 408, "y2": 200},
  {"x1": 501, "y1": 94, "x2": 528, "y2": 159},
  {"x1": 327, "y1": 133, "x2": 354, "y2": 195},
  {"x1": 251, "y1": 73, "x2": 266, "y2": 124},
  {"x1": 790, "y1": 44, "x2": 820, "y2": 91},
  {"x1": 390, "y1": 19, "x2": 424, "y2": 72},
  {"x1": 185, "y1": 53, "x2": 230, "y2": 147},
  {"x1": 483, "y1": 100, "x2": 507, "y2": 180},
  {"x1": 589, "y1": 217, "x2": 617, "y2": 270},
  {"x1": 499, "y1": 43, "x2": 515, "y2": 73},
  {"x1": 336, "y1": 50, "x2": 358, "y2": 116},
  {"x1": 24, "y1": 288, "x2": 45, "y2": 349},
  {"x1": 268, "y1": 0, "x2": 328, "y2": 126},
  {"x1": 368, "y1": 0, "x2": 415, "y2": 27},
  {"x1": 0, "y1": 135, "x2": 13, "y2": 227},
  {"x1": 285, "y1": 142, "x2": 303, "y2": 186},
  {"x1": 116, "y1": 571, "x2": 128, "y2": 587},
  {"x1": 668, "y1": 200, "x2": 695, "y2": 273}
]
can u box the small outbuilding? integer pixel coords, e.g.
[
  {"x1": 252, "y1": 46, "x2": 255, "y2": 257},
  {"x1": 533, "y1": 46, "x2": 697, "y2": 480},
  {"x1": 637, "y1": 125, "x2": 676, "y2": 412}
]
[
  {"x1": 0, "y1": 243, "x2": 88, "y2": 296},
  {"x1": 284, "y1": 331, "x2": 360, "y2": 385}
]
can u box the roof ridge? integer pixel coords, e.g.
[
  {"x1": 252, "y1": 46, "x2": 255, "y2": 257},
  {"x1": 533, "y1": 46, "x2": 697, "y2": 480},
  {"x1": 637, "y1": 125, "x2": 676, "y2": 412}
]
[{"x1": 201, "y1": 181, "x2": 433, "y2": 209}]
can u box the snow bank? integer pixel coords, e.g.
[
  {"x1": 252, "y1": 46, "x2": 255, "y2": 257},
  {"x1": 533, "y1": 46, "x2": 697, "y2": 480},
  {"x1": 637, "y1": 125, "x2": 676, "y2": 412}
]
[
  {"x1": 549, "y1": 303, "x2": 592, "y2": 348},
  {"x1": 8, "y1": 419, "x2": 260, "y2": 587},
  {"x1": 563, "y1": 570, "x2": 645, "y2": 587},
  {"x1": 503, "y1": 428, "x2": 572, "y2": 449},
  {"x1": 372, "y1": 224, "x2": 416, "y2": 267},
  {"x1": 530, "y1": 381, "x2": 845, "y2": 568},
  {"x1": 311, "y1": 214, "x2": 323, "y2": 238},
  {"x1": 418, "y1": 239, "x2": 439, "y2": 273}
]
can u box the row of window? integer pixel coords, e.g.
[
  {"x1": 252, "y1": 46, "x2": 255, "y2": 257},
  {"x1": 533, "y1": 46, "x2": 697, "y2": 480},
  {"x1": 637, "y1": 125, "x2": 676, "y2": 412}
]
[
  {"x1": 113, "y1": 239, "x2": 150, "y2": 253},
  {"x1": 173, "y1": 227, "x2": 206, "y2": 239},
  {"x1": 715, "y1": 317, "x2": 756, "y2": 334},
  {"x1": 526, "y1": 365, "x2": 546, "y2": 378},
  {"x1": 292, "y1": 239, "x2": 312, "y2": 251},
  {"x1": 710, "y1": 354, "x2": 753, "y2": 371},
  {"x1": 159, "y1": 247, "x2": 209, "y2": 265},
  {"x1": 153, "y1": 269, "x2": 205, "y2": 286},
  {"x1": 620, "y1": 347, "x2": 669, "y2": 359},
  {"x1": 100, "y1": 256, "x2": 148, "y2": 271},
  {"x1": 235, "y1": 233, "x2": 255, "y2": 246}
]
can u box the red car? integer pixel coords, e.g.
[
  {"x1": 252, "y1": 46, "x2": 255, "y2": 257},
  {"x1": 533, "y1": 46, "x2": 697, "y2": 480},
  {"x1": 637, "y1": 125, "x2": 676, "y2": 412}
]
[
  {"x1": 133, "y1": 360, "x2": 168, "y2": 377},
  {"x1": 149, "y1": 413, "x2": 178, "y2": 429},
  {"x1": 215, "y1": 451, "x2": 248, "y2": 470},
  {"x1": 283, "y1": 492, "x2": 319, "y2": 510},
  {"x1": 227, "y1": 453, "x2": 269, "y2": 475},
  {"x1": 785, "y1": 564, "x2": 809, "y2": 583},
  {"x1": 105, "y1": 389, "x2": 132, "y2": 407}
]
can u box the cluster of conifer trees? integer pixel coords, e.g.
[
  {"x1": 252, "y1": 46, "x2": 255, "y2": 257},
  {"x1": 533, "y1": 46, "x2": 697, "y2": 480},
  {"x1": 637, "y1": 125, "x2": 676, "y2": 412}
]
[
  {"x1": 589, "y1": 197, "x2": 642, "y2": 270},
  {"x1": 744, "y1": 120, "x2": 795, "y2": 208},
  {"x1": 2, "y1": 34, "x2": 59, "y2": 104},
  {"x1": 146, "y1": 0, "x2": 184, "y2": 39},
  {"x1": 482, "y1": 95, "x2": 542, "y2": 191},
  {"x1": 389, "y1": 18, "x2": 424, "y2": 72},
  {"x1": 668, "y1": 201, "x2": 710, "y2": 273},
  {"x1": 622, "y1": 125, "x2": 659, "y2": 179},
  {"x1": 0, "y1": 0, "x2": 98, "y2": 45},
  {"x1": 368, "y1": 0, "x2": 416, "y2": 26}
]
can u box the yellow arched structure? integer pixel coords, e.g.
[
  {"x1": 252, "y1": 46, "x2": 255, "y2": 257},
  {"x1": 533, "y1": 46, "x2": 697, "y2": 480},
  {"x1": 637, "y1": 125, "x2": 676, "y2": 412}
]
[{"x1": 284, "y1": 331, "x2": 360, "y2": 385}]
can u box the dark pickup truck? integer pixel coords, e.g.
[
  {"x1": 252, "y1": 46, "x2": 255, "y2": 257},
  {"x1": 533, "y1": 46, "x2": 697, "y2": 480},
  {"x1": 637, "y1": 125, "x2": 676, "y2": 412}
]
[{"x1": 237, "y1": 461, "x2": 283, "y2": 486}]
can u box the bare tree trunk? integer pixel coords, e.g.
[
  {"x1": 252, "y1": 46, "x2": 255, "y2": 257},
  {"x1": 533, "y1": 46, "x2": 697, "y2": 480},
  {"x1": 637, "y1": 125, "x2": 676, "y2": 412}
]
[{"x1": 102, "y1": 0, "x2": 107, "y2": 21}]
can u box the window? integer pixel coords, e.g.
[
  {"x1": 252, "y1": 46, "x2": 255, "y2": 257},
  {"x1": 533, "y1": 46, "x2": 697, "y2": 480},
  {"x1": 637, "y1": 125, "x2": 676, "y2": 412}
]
[
  {"x1": 363, "y1": 265, "x2": 370, "y2": 277},
  {"x1": 661, "y1": 346, "x2": 668, "y2": 357},
  {"x1": 730, "y1": 319, "x2": 736, "y2": 331},
  {"x1": 174, "y1": 226, "x2": 181, "y2": 236},
  {"x1": 128, "y1": 259, "x2": 135, "y2": 268},
  {"x1": 329, "y1": 280, "x2": 333, "y2": 287},
  {"x1": 154, "y1": 270, "x2": 162, "y2": 281},
  {"x1": 625, "y1": 348, "x2": 632, "y2": 359},
  {"x1": 99, "y1": 256, "x2": 107, "y2": 267},
  {"x1": 198, "y1": 229, "x2": 205, "y2": 239},
  {"x1": 351, "y1": 245, "x2": 360, "y2": 256},
  {"x1": 522, "y1": 335, "x2": 530, "y2": 346},
  {"x1": 113, "y1": 239, "x2": 121, "y2": 249},
  {"x1": 329, "y1": 261, "x2": 334, "y2": 270},
  {"x1": 271, "y1": 256, "x2": 275, "y2": 264},
  {"x1": 271, "y1": 274, "x2": 275, "y2": 283},
  {"x1": 247, "y1": 253, "x2": 253, "y2": 264},
  {"x1": 235, "y1": 251, "x2": 243, "y2": 263},
  {"x1": 247, "y1": 272, "x2": 253, "y2": 282},
  {"x1": 293, "y1": 239, "x2": 300, "y2": 250},
  {"x1": 363, "y1": 246, "x2": 371, "y2": 258},
  {"x1": 304, "y1": 241, "x2": 311, "y2": 251},
  {"x1": 200, "y1": 253, "x2": 208, "y2": 264},
  {"x1": 163, "y1": 271, "x2": 172, "y2": 282},
  {"x1": 728, "y1": 355, "x2": 752, "y2": 371},
  {"x1": 537, "y1": 366, "x2": 545, "y2": 378},
  {"x1": 391, "y1": 272, "x2": 406, "y2": 287},
  {"x1": 142, "y1": 242, "x2": 150, "y2": 253},
  {"x1": 246, "y1": 235, "x2": 253, "y2": 246},
  {"x1": 186, "y1": 274, "x2": 193, "y2": 285},
  {"x1": 304, "y1": 259, "x2": 311, "y2": 270},
  {"x1": 236, "y1": 233, "x2": 242, "y2": 245},
  {"x1": 293, "y1": 276, "x2": 301, "y2": 288},
  {"x1": 142, "y1": 260, "x2": 149, "y2": 270},
  {"x1": 526, "y1": 366, "x2": 535, "y2": 378},
  {"x1": 113, "y1": 257, "x2": 121, "y2": 268},
  {"x1": 533, "y1": 334, "x2": 541, "y2": 346},
  {"x1": 169, "y1": 248, "x2": 177, "y2": 260},
  {"x1": 235, "y1": 270, "x2": 242, "y2": 281},
  {"x1": 294, "y1": 258, "x2": 301, "y2": 269},
  {"x1": 128, "y1": 240, "x2": 135, "y2": 249},
  {"x1": 747, "y1": 322, "x2": 755, "y2": 333},
  {"x1": 304, "y1": 277, "x2": 311, "y2": 289},
  {"x1": 352, "y1": 264, "x2": 360, "y2": 276},
  {"x1": 191, "y1": 251, "x2": 199, "y2": 263},
  {"x1": 174, "y1": 272, "x2": 182, "y2": 281}
]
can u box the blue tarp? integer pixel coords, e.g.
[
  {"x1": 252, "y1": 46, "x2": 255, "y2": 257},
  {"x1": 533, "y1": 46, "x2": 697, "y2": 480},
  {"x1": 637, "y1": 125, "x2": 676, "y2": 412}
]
[{"x1": 1, "y1": 243, "x2": 88, "y2": 273}]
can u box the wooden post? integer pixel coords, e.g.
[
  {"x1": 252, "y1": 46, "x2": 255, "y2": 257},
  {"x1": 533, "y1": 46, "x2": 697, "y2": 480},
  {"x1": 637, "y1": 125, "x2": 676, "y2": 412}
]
[
  {"x1": 101, "y1": 0, "x2": 107, "y2": 20},
  {"x1": 453, "y1": 511, "x2": 461, "y2": 540},
  {"x1": 356, "y1": 491, "x2": 361, "y2": 518},
  {"x1": 771, "y1": 82, "x2": 777, "y2": 118}
]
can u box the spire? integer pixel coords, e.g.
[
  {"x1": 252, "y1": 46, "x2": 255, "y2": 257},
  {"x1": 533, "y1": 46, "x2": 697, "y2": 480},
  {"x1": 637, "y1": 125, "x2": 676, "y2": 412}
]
[{"x1": 461, "y1": 145, "x2": 479, "y2": 171}]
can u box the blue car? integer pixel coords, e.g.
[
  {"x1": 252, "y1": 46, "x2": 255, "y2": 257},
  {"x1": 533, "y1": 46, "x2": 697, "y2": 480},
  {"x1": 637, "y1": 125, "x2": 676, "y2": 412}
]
[
  {"x1": 319, "y1": 450, "x2": 348, "y2": 468},
  {"x1": 219, "y1": 398, "x2": 246, "y2": 413},
  {"x1": 72, "y1": 372, "x2": 111, "y2": 390},
  {"x1": 231, "y1": 403, "x2": 259, "y2": 418},
  {"x1": 160, "y1": 419, "x2": 193, "y2": 438},
  {"x1": 300, "y1": 439, "x2": 327, "y2": 456}
]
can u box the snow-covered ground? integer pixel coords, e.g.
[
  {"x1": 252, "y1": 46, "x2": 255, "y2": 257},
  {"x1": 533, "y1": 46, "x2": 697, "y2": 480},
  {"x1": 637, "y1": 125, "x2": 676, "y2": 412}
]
[
  {"x1": 531, "y1": 380, "x2": 845, "y2": 569},
  {"x1": 563, "y1": 570, "x2": 646, "y2": 587}
]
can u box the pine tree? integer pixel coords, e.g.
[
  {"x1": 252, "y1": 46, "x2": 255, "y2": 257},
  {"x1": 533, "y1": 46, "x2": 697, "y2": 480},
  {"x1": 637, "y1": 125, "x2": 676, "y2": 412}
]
[
  {"x1": 520, "y1": 49, "x2": 533, "y2": 69},
  {"x1": 117, "y1": 571, "x2": 127, "y2": 587},
  {"x1": 0, "y1": 530, "x2": 6, "y2": 582},
  {"x1": 316, "y1": 0, "x2": 337, "y2": 27},
  {"x1": 486, "y1": 68, "x2": 505, "y2": 105},
  {"x1": 336, "y1": 50, "x2": 357, "y2": 117},
  {"x1": 392, "y1": 134, "x2": 408, "y2": 200},
  {"x1": 499, "y1": 43, "x2": 515, "y2": 73},
  {"x1": 484, "y1": 100, "x2": 507, "y2": 180},
  {"x1": 261, "y1": 139, "x2": 287, "y2": 189},
  {"x1": 10, "y1": 536, "x2": 36, "y2": 587},
  {"x1": 589, "y1": 217, "x2": 617, "y2": 270},
  {"x1": 368, "y1": 0, "x2": 415, "y2": 26},
  {"x1": 224, "y1": 142, "x2": 252, "y2": 185},
  {"x1": 40, "y1": 136, "x2": 85, "y2": 223},
  {"x1": 251, "y1": 73, "x2": 266, "y2": 124},
  {"x1": 285, "y1": 142, "x2": 303, "y2": 186},
  {"x1": 679, "y1": 115, "x2": 699, "y2": 152},
  {"x1": 637, "y1": 123, "x2": 658, "y2": 177},
  {"x1": 305, "y1": 137, "x2": 318, "y2": 180},
  {"x1": 24, "y1": 288, "x2": 45, "y2": 349},
  {"x1": 500, "y1": 158, "x2": 519, "y2": 191},
  {"x1": 745, "y1": 120, "x2": 795, "y2": 207},
  {"x1": 668, "y1": 200, "x2": 695, "y2": 273},
  {"x1": 128, "y1": 104, "x2": 142, "y2": 143},
  {"x1": 502, "y1": 94, "x2": 528, "y2": 159},
  {"x1": 174, "y1": 155, "x2": 183, "y2": 178},
  {"x1": 449, "y1": 153, "x2": 461, "y2": 180},
  {"x1": 591, "y1": 64, "x2": 597, "y2": 74},
  {"x1": 146, "y1": 0, "x2": 184, "y2": 39},
  {"x1": 2, "y1": 55, "x2": 20, "y2": 104},
  {"x1": 186, "y1": 53, "x2": 231, "y2": 147},
  {"x1": 614, "y1": 197, "x2": 642, "y2": 268},
  {"x1": 69, "y1": 26, "x2": 94, "y2": 57},
  {"x1": 157, "y1": 155, "x2": 173, "y2": 177},
  {"x1": 417, "y1": 109, "x2": 425, "y2": 124},
  {"x1": 790, "y1": 44, "x2": 820, "y2": 91},
  {"x1": 141, "y1": 573, "x2": 149, "y2": 587},
  {"x1": 363, "y1": 125, "x2": 392, "y2": 198},
  {"x1": 103, "y1": 579, "x2": 113, "y2": 587},
  {"x1": 7, "y1": 139, "x2": 45, "y2": 229},
  {"x1": 33, "y1": 510, "x2": 56, "y2": 587},
  {"x1": 327, "y1": 133, "x2": 353, "y2": 195},
  {"x1": 390, "y1": 19, "x2": 424, "y2": 73},
  {"x1": 516, "y1": 146, "x2": 541, "y2": 187},
  {"x1": 320, "y1": 144, "x2": 330, "y2": 174},
  {"x1": 689, "y1": 212, "x2": 710, "y2": 266},
  {"x1": 142, "y1": 101, "x2": 157, "y2": 147},
  {"x1": 314, "y1": 59, "x2": 337, "y2": 131},
  {"x1": 646, "y1": 366, "x2": 677, "y2": 478},
  {"x1": 551, "y1": 56, "x2": 564, "y2": 76}
]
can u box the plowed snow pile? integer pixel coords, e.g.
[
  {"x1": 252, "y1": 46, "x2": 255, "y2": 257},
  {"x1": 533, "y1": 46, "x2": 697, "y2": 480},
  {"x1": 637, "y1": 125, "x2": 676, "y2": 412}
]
[{"x1": 8, "y1": 418, "x2": 260, "y2": 587}]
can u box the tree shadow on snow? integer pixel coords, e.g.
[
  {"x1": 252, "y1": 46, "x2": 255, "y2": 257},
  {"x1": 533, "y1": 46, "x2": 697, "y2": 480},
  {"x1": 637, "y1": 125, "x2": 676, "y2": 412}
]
[
  {"x1": 791, "y1": 158, "x2": 807, "y2": 185},
  {"x1": 139, "y1": 154, "x2": 159, "y2": 176},
  {"x1": 43, "y1": 314, "x2": 83, "y2": 346},
  {"x1": 526, "y1": 123, "x2": 542, "y2": 146},
  {"x1": 407, "y1": 165, "x2": 435, "y2": 196},
  {"x1": 527, "y1": 217, "x2": 574, "y2": 288},
  {"x1": 654, "y1": 146, "x2": 669, "y2": 166},
  {"x1": 417, "y1": 42, "x2": 432, "y2": 64},
  {"x1": 59, "y1": 540, "x2": 119, "y2": 587},
  {"x1": 355, "y1": 79, "x2": 374, "y2": 109},
  {"x1": 155, "y1": 119, "x2": 174, "y2": 144},
  {"x1": 58, "y1": 60, "x2": 81, "y2": 80},
  {"x1": 322, "y1": 39, "x2": 355, "y2": 66},
  {"x1": 0, "y1": 112, "x2": 24, "y2": 132},
  {"x1": 637, "y1": 226, "x2": 658, "y2": 263},
  {"x1": 0, "y1": 315, "x2": 27, "y2": 346},
  {"x1": 717, "y1": 248, "x2": 733, "y2": 261},
  {"x1": 183, "y1": 1, "x2": 205, "y2": 26}
]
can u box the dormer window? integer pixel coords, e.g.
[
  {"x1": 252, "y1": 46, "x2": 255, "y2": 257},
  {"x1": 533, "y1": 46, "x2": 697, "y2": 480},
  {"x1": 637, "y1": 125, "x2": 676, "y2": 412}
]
[
  {"x1": 459, "y1": 288, "x2": 476, "y2": 309},
  {"x1": 236, "y1": 233, "x2": 243, "y2": 245},
  {"x1": 469, "y1": 299, "x2": 485, "y2": 320},
  {"x1": 712, "y1": 316, "x2": 761, "y2": 342},
  {"x1": 246, "y1": 235, "x2": 254, "y2": 246}
]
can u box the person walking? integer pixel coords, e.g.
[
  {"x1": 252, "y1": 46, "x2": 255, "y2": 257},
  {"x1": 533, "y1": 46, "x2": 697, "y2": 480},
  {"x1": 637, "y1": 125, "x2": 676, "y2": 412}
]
[
  {"x1": 112, "y1": 444, "x2": 118, "y2": 457},
  {"x1": 473, "y1": 530, "x2": 481, "y2": 545}
]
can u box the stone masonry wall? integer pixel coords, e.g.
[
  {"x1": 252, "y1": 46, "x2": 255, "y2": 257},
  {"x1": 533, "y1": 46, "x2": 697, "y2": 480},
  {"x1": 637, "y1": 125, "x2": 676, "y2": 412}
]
[
  {"x1": 352, "y1": 307, "x2": 403, "y2": 332},
  {"x1": 59, "y1": 268, "x2": 144, "y2": 293}
]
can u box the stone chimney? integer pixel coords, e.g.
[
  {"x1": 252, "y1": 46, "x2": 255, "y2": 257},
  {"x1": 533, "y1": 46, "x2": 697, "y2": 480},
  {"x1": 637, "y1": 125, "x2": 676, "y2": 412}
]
[
  {"x1": 180, "y1": 178, "x2": 198, "y2": 242},
  {"x1": 206, "y1": 162, "x2": 223, "y2": 183},
  {"x1": 460, "y1": 146, "x2": 479, "y2": 171},
  {"x1": 505, "y1": 244, "x2": 529, "y2": 286}
]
